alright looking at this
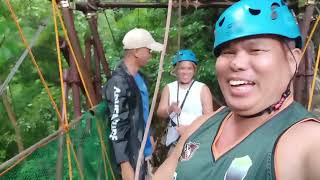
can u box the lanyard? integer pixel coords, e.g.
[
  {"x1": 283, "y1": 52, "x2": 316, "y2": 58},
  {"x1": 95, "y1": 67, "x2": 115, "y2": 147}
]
[{"x1": 176, "y1": 80, "x2": 195, "y2": 126}]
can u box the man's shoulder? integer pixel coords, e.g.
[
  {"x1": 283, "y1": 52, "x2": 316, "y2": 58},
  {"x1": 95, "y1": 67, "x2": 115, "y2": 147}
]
[
  {"x1": 106, "y1": 65, "x2": 129, "y2": 85},
  {"x1": 105, "y1": 74, "x2": 124, "y2": 87},
  {"x1": 275, "y1": 119, "x2": 320, "y2": 179},
  {"x1": 282, "y1": 118, "x2": 320, "y2": 144},
  {"x1": 108, "y1": 73, "x2": 126, "y2": 81},
  {"x1": 277, "y1": 118, "x2": 320, "y2": 148},
  {"x1": 104, "y1": 73, "x2": 128, "y2": 96}
]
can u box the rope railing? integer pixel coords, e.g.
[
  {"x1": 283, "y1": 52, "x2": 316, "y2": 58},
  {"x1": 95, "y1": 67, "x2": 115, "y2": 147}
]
[
  {"x1": 0, "y1": 17, "x2": 49, "y2": 97},
  {"x1": 3, "y1": 0, "x2": 62, "y2": 122},
  {"x1": 300, "y1": 16, "x2": 320, "y2": 63},
  {"x1": 54, "y1": 2, "x2": 95, "y2": 108},
  {"x1": 307, "y1": 44, "x2": 320, "y2": 111},
  {"x1": 51, "y1": 1, "x2": 75, "y2": 179},
  {"x1": 301, "y1": 15, "x2": 320, "y2": 111},
  {"x1": 134, "y1": 0, "x2": 173, "y2": 179},
  {"x1": 0, "y1": 123, "x2": 66, "y2": 175},
  {"x1": 0, "y1": 103, "x2": 103, "y2": 176},
  {"x1": 54, "y1": 4, "x2": 109, "y2": 178},
  {"x1": 177, "y1": 0, "x2": 182, "y2": 50},
  {"x1": 52, "y1": 2, "x2": 115, "y2": 179},
  {"x1": 1, "y1": 1, "x2": 114, "y2": 179}
]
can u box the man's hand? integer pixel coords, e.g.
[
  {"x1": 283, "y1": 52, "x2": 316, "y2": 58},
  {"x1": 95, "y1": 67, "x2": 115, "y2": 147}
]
[
  {"x1": 176, "y1": 125, "x2": 189, "y2": 135},
  {"x1": 120, "y1": 161, "x2": 135, "y2": 180}
]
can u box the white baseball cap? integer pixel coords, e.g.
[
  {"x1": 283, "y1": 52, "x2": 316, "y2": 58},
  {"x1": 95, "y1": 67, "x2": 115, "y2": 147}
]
[{"x1": 122, "y1": 28, "x2": 163, "y2": 52}]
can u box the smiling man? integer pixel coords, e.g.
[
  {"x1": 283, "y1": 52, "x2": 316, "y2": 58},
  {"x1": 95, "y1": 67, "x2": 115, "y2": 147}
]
[
  {"x1": 104, "y1": 28, "x2": 163, "y2": 180},
  {"x1": 153, "y1": 0, "x2": 320, "y2": 180}
]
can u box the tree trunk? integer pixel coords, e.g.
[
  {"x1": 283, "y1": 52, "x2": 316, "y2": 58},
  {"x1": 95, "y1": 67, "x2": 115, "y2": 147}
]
[{"x1": 1, "y1": 93, "x2": 24, "y2": 152}]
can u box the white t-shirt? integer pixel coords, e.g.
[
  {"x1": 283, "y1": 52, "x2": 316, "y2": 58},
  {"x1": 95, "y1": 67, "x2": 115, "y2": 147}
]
[{"x1": 166, "y1": 80, "x2": 204, "y2": 146}]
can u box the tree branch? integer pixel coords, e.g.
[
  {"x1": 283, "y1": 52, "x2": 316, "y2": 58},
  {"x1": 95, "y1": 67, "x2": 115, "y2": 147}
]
[{"x1": 0, "y1": 35, "x2": 5, "y2": 48}]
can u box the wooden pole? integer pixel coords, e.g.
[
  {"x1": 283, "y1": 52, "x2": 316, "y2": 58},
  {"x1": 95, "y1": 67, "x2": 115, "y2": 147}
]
[
  {"x1": 0, "y1": 128, "x2": 64, "y2": 173},
  {"x1": 85, "y1": 2, "x2": 111, "y2": 77},
  {"x1": 0, "y1": 103, "x2": 103, "y2": 174},
  {"x1": 68, "y1": 42, "x2": 85, "y2": 173},
  {"x1": 94, "y1": 43, "x2": 103, "y2": 102},
  {"x1": 58, "y1": 0, "x2": 98, "y2": 106},
  {"x1": 294, "y1": 2, "x2": 315, "y2": 106},
  {"x1": 55, "y1": 70, "x2": 69, "y2": 180},
  {"x1": 1, "y1": 93, "x2": 24, "y2": 152},
  {"x1": 75, "y1": 1, "x2": 298, "y2": 10},
  {"x1": 134, "y1": 0, "x2": 173, "y2": 179}
]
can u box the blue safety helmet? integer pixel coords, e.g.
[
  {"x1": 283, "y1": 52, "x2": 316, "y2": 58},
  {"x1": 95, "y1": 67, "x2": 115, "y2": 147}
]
[
  {"x1": 213, "y1": 0, "x2": 302, "y2": 56},
  {"x1": 172, "y1": 49, "x2": 198, "y2": 66}
]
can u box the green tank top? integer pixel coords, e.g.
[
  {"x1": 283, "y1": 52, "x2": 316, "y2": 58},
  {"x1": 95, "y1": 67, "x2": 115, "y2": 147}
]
[{"x1": 175, "y1": 102, "x2": 316, "y2": 180}]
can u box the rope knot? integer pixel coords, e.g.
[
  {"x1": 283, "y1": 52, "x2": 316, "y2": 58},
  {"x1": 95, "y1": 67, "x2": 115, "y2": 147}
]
[{"x1": 63, "y1": 124, "x2": 70, "y2": 132}]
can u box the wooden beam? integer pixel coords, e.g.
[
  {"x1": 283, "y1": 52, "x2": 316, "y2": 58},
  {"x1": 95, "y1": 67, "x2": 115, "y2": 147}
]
[
  {"x1": 0, "y1": 103, "x2": 103, "y2": 174},
  {"x1": 76, "y1": 1, "x2": 234, "y2": 11},
  {"x1": 75, "y1": 1, "x2": 298, "y2": 11}
]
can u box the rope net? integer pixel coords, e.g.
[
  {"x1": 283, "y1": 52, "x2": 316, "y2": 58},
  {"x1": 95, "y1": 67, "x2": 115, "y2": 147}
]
[{"x1": 0, "y1": 102, "x2": 119, "y2": 180}]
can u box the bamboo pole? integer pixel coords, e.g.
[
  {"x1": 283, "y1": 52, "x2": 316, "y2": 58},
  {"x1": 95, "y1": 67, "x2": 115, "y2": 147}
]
[
  {"x1": 0, "y1": 101, "x2": 104, "y2": 175},
  {"x1": 0, "y1": 128, "x2": 63, "y2": 174},
  {"x1": 177, "y1": 0, "x2": 182, "y2": 50},
  {"x1": 1, "y1": 93, "x2": 24, "y2": 152},
  {"x1": 0, "y1": 104, "x2": 103, "y2": 174},
  {"x1": 58, "y1": 0, "x2": 98, "y2": 106},
  {"x1": 55, "y1": 70, "x2": 69, "y2": 180},
  {"x1": 0, "y1": 17, "x2": 49, "y2": 96},
  {"x1": 94, "y1": 42, "x2": 102, "y2": 101},
  {"x1": 134, "y1": 0, "x2": 173, "y2": 179},
  {"x1": 85, "y1": 1, "x2": 111, "y2": 77},
  {"x1": 307, "y1": 44, "x2": 320, "y2": 111},
  {"x1": 294, "y1": 3, "x2": 315, "y2": 106},
  {"x1": 75, "y1": 1, "x2": 298, "y2": 10}
]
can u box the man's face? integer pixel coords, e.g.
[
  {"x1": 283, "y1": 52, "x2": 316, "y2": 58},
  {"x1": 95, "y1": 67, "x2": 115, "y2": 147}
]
[
  {"x1": 215, "y1": 35, "x2": 295, "y2": 116},
  {"x1": 135, "y1": 47, "x2": 152, "y2": 67}
]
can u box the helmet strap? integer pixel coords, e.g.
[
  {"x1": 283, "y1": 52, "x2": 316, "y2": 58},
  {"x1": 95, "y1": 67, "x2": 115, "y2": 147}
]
[{"x1": 239, "y1": 88, "x2": 291, "y2": 118}]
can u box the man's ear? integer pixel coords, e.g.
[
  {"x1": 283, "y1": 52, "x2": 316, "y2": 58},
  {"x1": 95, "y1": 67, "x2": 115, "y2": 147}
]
[{"x1": 287, "y1": 48, "x2": 302, "y2": 76}]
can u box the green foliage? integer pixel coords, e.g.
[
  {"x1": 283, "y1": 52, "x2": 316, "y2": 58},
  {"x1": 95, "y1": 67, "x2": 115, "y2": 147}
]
[{"x1": 0, "y1": 0, "x2": 61, "y2": 164}]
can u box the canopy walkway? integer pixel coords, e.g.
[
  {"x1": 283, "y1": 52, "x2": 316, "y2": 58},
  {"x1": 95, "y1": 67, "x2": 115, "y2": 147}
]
[{"x1": 0, "y1": 0, "x2": 319, "y2": 179}]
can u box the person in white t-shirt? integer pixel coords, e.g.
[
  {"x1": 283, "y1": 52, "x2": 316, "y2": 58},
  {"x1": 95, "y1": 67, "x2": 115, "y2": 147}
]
[{"x1": 157, "y1": 49, "x2": 213, "y2": 146}]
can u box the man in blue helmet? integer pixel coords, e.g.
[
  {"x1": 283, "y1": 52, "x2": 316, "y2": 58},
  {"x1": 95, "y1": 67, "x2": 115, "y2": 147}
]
[{"x1": 153, "y1": 0, "x2": 320, "y2": 179}]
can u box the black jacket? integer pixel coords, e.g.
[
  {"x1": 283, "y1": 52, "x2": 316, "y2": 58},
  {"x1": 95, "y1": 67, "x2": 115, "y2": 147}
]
[{"x1": 104, "y1": 61, "x2": 146, "y2": 179}]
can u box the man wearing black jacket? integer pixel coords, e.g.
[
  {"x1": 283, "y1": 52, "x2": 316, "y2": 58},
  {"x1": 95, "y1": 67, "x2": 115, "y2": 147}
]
[{"x1": 104, "y1": 28, "x2": 163, "y2": 180}]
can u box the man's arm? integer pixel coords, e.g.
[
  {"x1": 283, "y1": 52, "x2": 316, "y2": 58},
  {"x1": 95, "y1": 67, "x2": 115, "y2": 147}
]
[
  {"x1": 153, "y1": 110, "x2": 220, "y2": 180},
  {"x1": 152, "y1": 135, "x2": 187, "y2": 180},
  {"x1": 157, "y1": 85, "x2": 170, "y2": 119},
  {"x1": 120, "y1": 162, "x2": 135, "y2": 180},
  {"x1": 305, "y1": 121, "x2": 320, "y2": 180},
  {"x1": 275, "y1": 119, "x2": 320, "y2": 180},
  {"x1": 105, "y1": 77, "x2": 132, "y2": 179},
  {"x1": 200, "y1": 84, "x2": 214, "y2": 114}
]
